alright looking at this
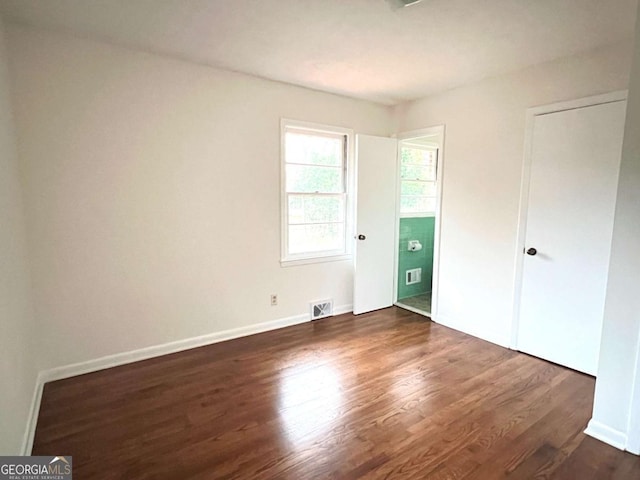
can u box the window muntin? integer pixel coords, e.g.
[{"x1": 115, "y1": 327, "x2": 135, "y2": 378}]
[{"x1": 282, "y1": 124, "x2": 350, "y2": 263}]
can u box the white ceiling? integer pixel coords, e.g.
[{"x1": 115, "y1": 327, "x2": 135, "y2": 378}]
[{"x1": 0, "y1": 0, "x2": 637, "y2": 105}]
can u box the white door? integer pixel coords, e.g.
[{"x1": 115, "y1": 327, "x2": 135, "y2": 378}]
[
  {"x1": 517, "y1": 100, "x2": 626, "y2": 375},
  {"x1": 353, "y1": 135, "x2": 398, "y2": 315}
]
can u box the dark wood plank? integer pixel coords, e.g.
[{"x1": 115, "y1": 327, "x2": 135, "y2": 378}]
[{"x1": 31, "y1": 307, "x2": 640, "y2": 479}]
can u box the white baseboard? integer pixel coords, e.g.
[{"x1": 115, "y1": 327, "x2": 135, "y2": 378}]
[
  {"x1": 626, "y1": 435, "x2": 640, "y2": 456},
  {"x1": 433, "y1": 313, "x2": 510, "y2": 349},
  {"x1": 585, "y1": 419, "x2": 628, "y2": 451},
  {"x1": 21, "y1": 373, "x2": 44, "y2": 456},
  {"x1": 39, "y1": 312, "x2": 312, "y2": 384},
  {"x1": 626, "y1": 343, "x2": 640, "y2": 455},
  {"x1": 333, "y1": 303, "x2": 353, "y2": 316},
  {"x1": 21, "y1": 304, "x2": 353, "y2": 455}
]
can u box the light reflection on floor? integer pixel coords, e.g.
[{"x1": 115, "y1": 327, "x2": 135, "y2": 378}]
[
  {"x1": 277, "y1": 361, "x2": 343, "y2": 447},
  {"x1": 390, "y1": 367, "x2": 428, "y2": 399}
]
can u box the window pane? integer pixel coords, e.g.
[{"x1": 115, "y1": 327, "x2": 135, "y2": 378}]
[
  {"x1": 423, "y1": 197, "x2": 437, "y2": 213},
  {"x1": 285, "y1": 132, "x2": 343, "y2": 166},
  {"x1": 401, "y1": 164, "x2": 436, "y2": 181},
  {"x1": 288, "y1": 195, "x2": 344, "y2": 224},
  {"x1": 400, "y1": 196, "x2": 437, "y2": 214},
  {"x1": 401, "y1": 181, "x2": 436, "y2": 196},
  {"x1": 286, "y1": 164, "x2": 343, "y2": 193},
  {"x1": 420, "y1": 165, "x2": 436, "y2": 181},
  {"x1": 289, "y1": 223, "x2": 344, "y2": 254},
  {"x1": 401, "y1": 147, "x2": 436, "y2": 166}
]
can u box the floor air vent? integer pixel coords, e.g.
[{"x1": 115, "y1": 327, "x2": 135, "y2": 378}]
[{"x1": 310, "y1": 300, "x2": 333, "y2": 320}]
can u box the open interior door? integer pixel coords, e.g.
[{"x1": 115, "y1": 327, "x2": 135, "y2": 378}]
[{"x1": 353, "y1": 135, "x2": 398, "y2": 315}]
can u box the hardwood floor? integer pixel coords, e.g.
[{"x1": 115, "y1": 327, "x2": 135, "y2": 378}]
[{"x1": 32, "y1": 307, "x2": 640, "y2": 479}]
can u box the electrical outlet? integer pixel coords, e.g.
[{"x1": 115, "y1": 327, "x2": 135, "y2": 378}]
[{"x1": 270, "y1": 294, "x2": 278, "y2": 306}]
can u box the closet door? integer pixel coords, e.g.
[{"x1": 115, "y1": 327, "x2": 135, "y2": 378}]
[{"x1": 516, "y1": 99, "x2": 626, "y2": 375}]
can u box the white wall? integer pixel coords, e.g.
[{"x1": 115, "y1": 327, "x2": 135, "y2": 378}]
[
  {"x1": 589, "y1": 8, "x2": 640, "y2": 453},
  {"x1": 392, "y1": 41, "x2": 633, "y2": 346},
  {"x1": 6, "y1": 26, "x2": 392, "y2": 372},
  {"x1": 0, "y1": 20, "x2": 37, "y2": 454}
]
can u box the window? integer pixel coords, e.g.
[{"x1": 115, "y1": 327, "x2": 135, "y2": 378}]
[
  {"x1": 400, "y1": 145, "x2": 438, "y2": 216},
  {"x1": 281, "y1": 120, "x2": 352, "y2": 265}
]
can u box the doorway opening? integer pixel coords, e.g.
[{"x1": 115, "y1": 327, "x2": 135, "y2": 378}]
[{"x1": 394, "y1": 127, "x2": 444, "y2": 318}]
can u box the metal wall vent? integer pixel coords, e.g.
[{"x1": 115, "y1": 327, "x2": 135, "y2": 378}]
[{"x1": 310, "y1": 300, "x2": 333, "y2": 320}]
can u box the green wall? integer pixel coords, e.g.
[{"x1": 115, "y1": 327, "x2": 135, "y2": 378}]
[{"x1": 397, "y1": 217, "x2": 435, "y2": 300}]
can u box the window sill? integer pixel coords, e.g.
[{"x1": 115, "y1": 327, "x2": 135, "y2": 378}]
[
  {"x1": 280, "y1": 254, "x2": 352, "y2": 268},
  {"x1": 400, "y1": 212, "x2": 436, "y2": 218}
]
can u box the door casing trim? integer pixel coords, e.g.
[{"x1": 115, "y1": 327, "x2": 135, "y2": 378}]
[{"x1": 392, "y1": 125, "x2": 446, "y2": 320}]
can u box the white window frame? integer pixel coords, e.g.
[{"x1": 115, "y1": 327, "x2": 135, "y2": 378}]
[
  {"x1": 399, "y1": 143, "x2": 438, "y2": 218},
  {"x1": 280, "y1": 119, "x2": 354, "y2": 267}
]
